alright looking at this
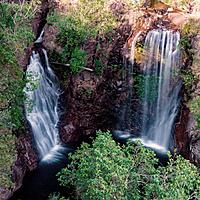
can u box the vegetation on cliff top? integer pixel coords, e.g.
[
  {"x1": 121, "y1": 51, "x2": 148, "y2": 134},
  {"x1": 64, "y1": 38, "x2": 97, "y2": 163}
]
[
  {"x1": 47, "y1": 0, "x2": 136, "y2": 75},
  {"x1": 180, "y1": 19, "x2": 200, "y2": 129},
  {"x1": 0, "y1": 2, "x2": 36, "y2": 188}
]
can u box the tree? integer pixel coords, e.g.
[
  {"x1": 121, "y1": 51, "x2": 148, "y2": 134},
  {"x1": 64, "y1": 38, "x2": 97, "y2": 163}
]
[{"x1": 58, "y1": 131, "x2": 200, "y2": 200}]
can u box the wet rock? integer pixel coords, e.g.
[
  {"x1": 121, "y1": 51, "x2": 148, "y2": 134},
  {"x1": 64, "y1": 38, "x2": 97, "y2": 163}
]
[
  {"x1": 60, "y1": 69, "x2": 125, "y2": 145},
  {"x1": 190, "y1": 129, "x2": 200, "y2": 166},
  {"x1": 0, "y1": 133, "x2": 37, "y2": 200},
  {"x1": 174, "y1": 104, "x2": 191, "y2": 159},
  {"x1": 0, "y1": 188, "x2": 12, "y2": 200},
  {"x1": 186, "y1": 19, "x2": 200, "y2": 167},
  {"x1": 16, "y1": 134, "x2": 38, "y2": 170},
  {"x1": 32, "y1": 0, "x2": 50, "y2": 38}
]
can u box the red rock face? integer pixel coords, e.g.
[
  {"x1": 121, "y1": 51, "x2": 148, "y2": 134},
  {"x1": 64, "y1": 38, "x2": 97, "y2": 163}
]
[
  {"x1": 49, "y1": 15, "x2": 132, "y2": 145},
  {"x1": 174, "y1": 104, "x2": 200, "y2": 167},
  {"x1": 190, "y1": 129, "x2": 200, "y2": 166},
  {"x1": 0, "y1": 133, "x2": 37, "y2": 200},
  {"x1": 174, "y1": 104, "x2": 191, "y2": 159},
  {"x1": 31, "y1": 0, "x2": 50, "y2": 38},
  {"x1": 60, "y1": 69, "x2": 126, "y2": 145}
]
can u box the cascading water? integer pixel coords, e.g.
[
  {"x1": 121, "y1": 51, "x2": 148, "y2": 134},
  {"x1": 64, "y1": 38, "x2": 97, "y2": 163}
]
[
  {"x1": 12, "y1": 42, "x2": 72, "y2": 200},
  {"x1": 132, "y1": 30, "x2": 182, "y2": 152},
  {"x1": 24, "y1": 49, "x2": 62, "y2": 161},
  {"x1": 114, "y1": 29, "x2": 182, "y2": 154}
]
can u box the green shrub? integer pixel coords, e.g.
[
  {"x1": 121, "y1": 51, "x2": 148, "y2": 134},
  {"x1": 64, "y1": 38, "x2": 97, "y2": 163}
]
[
  {"x1": 58, "y1": 131, "x2": 200, "y2": 200},
  {"x1": 0, "y1": 2, "x2": 34, "y2": 129},
  {"x1": 47, "y1": 0, "x2": 136, "y2": 72},
  {"x1": 94, "y1": 59, "x2": 104, "y2": 75},
  {"x1": 182, "y1": 19, "x2": 200, "y2": 37},
  {"x1": 189, "y1": 97, "x2": 200, "y2": 129},
  {"x1": 48, "y1": 14, "x2": 89, "y2": 74},
  {"x1": 53, "y1": 0, "x2": 118, "y2": 37},
  {"x1": 48, "y1": 193, "x2": 67, "y2": 200},
  {"x1": 47, "y1": 14, "x2": 89, "y2": 69},
  {"x1": 69, "y1": 48, "x2": 87, "y2": 74},
  {"x1": 145, "y1": 154, "x2": 200, "y2": 199},
  {"x1": 180, "y1": 69, "x2": 196, "y2": 91},
  {"x1": 0, "y1": 129, "x2": 16, "y2": 188},
  {"x1": 0, "y1": 2, "x2": 36, "y2": 188},
  {"x1": 179, "y1": 35, "x2": 191, "y2": 49}
]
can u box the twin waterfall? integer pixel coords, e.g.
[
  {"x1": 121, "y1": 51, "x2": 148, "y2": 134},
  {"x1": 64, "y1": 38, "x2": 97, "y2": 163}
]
[
  {"x1": 130, "y1": 30, "x2": 182, "y2": 152},
  {"x1": 24, "y1": 50, "x2": 62, "y2": 161},
  {"x1": 24, "y1": 29, "x2": 181, "y2": 161}
]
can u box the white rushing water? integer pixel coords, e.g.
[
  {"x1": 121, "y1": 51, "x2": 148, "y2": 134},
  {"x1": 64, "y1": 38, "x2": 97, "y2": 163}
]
[
  {"x1": 131, "y1": 30, "x2": 182, "y2": 152},
  {"x1": 24, "y1": 50, "x2": 63, "y2": 161}
]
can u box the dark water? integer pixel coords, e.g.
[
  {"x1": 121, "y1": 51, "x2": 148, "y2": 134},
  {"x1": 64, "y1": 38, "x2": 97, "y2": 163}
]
[
  {"x1": 9, "y1": 131, "x2": 169, "y2": 200},
  {"x1": 10, "y1": 147, "x2": 73, "y2": 200},
  {"x1": 112, "y1": 130, "x2": 169, "y2": 166}
]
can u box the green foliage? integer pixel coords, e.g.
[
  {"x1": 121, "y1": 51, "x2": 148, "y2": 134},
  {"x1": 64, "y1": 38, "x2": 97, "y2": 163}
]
[
  {"x1": 0, "y1": 2, "x2": 36, "y2": 188},
  {"x1": 48, "y1": 193, "x2": 67, "y2": 200},
  {"x1": 0, "y1": 2, "x2": 34, "y2": 129},
  {"x1": 145, "y1": 153, "x2": 200, "y2": 199},
  {"x1": 55, "y1": 16, "x2": 88, "y2": 61},
  {"x1": 94, "y1": 59, "x2": 104, "y2": 75},
  {"x1": 48, "y1": 14, "x2": 90, "y2": 74},
  {"x1": 0, "y1": 69, "x2": 25, "y2": 129},
  {"x1": 179, "y1": 35, "x2": 191, "y2": 49},
  {"x1": 58, "y1": 131, "x2": 200, "y2": 200},
  {"x1": 47, "y1": 0, "x2": 136, "y2": 73},
  {"x1": 180, "y1": 69, "x2": 196, "y2": 91},
  {"x1": 0, "y1": 129, "x2": 16, "y2": 188},
  {"x1": 69, "y1": 48, "x2": 87, "y2": 74},
  {"x1": 58, "y1": 130, "x2": 134, "y2": 200},
  {"x1": 48, "y1": 14, "x2": 88, "y2": 72},
  {"x1": 189, "y1": 97, "x2": 200, "y2": 129},
  {"x1": 55, "y1": 0, "x2": 118, "y2": 36},
  {"x1": 182, "y1": 19, "x2": 200, "y2": 37},
  {"x1": 84, "y1": 87, "x2": 94, "y2": 98},
  {"x1": 180, "y1": 19, "x2": 200, "y2": 129}
]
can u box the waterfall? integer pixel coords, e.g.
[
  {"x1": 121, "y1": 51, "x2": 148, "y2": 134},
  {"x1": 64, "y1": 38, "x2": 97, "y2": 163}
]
[
  {"x1": 131, "y1": 30, "x2": 182, "y2": 152},
  {"x1": 114, "y1": 29, "x2": 182, "y2": 153},
  {"x1": 24, "y1": 49, "x2": 62, "y2": 161}
]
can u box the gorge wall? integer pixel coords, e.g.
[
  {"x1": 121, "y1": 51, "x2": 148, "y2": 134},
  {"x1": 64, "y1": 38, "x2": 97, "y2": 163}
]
[
  {"x1": 43, "y1": 0, "x2": 200, "y2": 165},
  {"x1": 1, "y1": 0, "x2": 200, "y2": 199}
]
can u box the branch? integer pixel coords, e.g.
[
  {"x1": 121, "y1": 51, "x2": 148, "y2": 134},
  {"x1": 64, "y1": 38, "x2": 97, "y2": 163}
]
[
  {"x1": 50, "y1": 62, "x2": 94, "y2": 72},
  {"x1": 51, "y1": 62, "x2": 70, "y2": 67}
]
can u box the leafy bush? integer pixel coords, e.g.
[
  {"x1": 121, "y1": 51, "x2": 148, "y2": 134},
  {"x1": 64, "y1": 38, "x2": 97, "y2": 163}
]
[
  {"x1": 47, "y1": 14, "x2": 88, "y2": 68},
  {"x1": 189, "y1": 97, "x2": 200, "y2": 129},
  {"x1": 0, "y1": 129, "x2": 16, "y2": 188},
  {"x1": 94, "y1": 59, "x2": 104, "y2": 75},
  {"x1": 53, "y1": 0, "x2": 118, "y2": 37},
  {"x1": 69, "y1": 48, "x2": 87, "y2": 74},
  {"x1": 179, "y1": 35, "x2": 191, "y2": 49},
  {"x1": 180, "y1": 69, "x2": 196, "y2": 91},
  {"x1": 58, "y1": 131, "x2": 200, "y2": 200},
  {"x1": 0, "y1": 1, "x2": 36, "y2": 188},
  {"x1": 47, "y1": 0, "x2": 136, "y2": 73},
  {"x1": 0, "y1": 2, "x2": 34, "y2": 129},
  {"x1": 48, "y1": 14, "x2": 89, "y2": 74},
  {"x1": 48, "y1": 193, "x2": 67, "y2": 200}
]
